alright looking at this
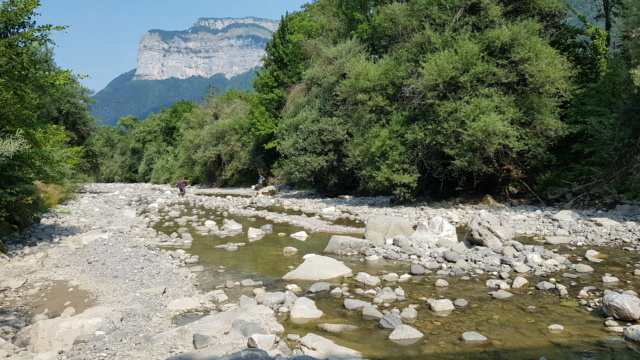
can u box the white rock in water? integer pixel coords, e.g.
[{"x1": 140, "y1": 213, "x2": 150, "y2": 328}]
[
  {"x1": 291, "y1": 231, "x2": 309, "y2": 240},
  {"x1": 461, "y1": 331, "x2": 488, "y2": 342},
  {"x1": 548, "y1": 324, "x2": 564, "y2": 333}
]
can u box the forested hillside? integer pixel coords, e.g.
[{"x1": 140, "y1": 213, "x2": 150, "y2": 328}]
[{"x1": 90, "y1": 69, "x2": 256, "y2": 126}]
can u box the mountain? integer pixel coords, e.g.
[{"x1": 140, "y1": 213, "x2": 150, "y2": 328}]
[{"x1": 90, "y1": 17, "x2": 278, "y2": 126}]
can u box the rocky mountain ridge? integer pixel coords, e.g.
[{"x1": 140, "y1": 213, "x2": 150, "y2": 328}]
[{"x1": 133, "y1": 17, "x2": 278, "y2": 81}]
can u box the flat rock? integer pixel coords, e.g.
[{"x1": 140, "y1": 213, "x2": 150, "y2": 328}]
[
  {"x1": 299, "y1": 333, "x2": 362, "y2": 360},
  {"x1": 389, "y1": 324, "x2": 424, "y2": 341},
  {"x1": 290, "y1": 297, "x2": 323, "y2": 320},
  {"x1": 283, "y1": 255, "x2": 353, "y2": 281},
  {"x1": 461, "y1": 331, "x2": 488, "y2": 342},
  {"x1": 545, "y1": 236, "x2": 574, "y2": 245},
  {"x1": 318, "y1": 323, "x2": 359, "y2": 334}
]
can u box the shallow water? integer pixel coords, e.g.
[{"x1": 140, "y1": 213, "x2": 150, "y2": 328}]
[{"x1": 157, "y1": 201, "x2": 640, "y2": 360}]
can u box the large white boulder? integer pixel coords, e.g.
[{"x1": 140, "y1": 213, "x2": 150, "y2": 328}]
[
  {"x1": 602, "y1": 293, "x2": 640, "y2": 321},
  {"x1": 290, "y1": 297, "x2": 324, "y2": 320},
  {"x1": 410, "y1": 216, "x2": 457, "y2": 248},
  {"x1": 299, "y1": 333, "x2": 362, "y2": 359},
  {"x1": 464, "y1": 211, "x2": 513, "y2": 248},
  {"x1": 364, "y1": 215, "x2": 414, "y2": 246},
  {"x1": 323, "y1": 235, "x2": 373, "y2": 255},
  {"x1": 283, "y1": 255, "x2": 353, "y2": 281}
]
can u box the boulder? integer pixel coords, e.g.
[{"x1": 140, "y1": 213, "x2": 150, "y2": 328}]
[
  {"x1": 364, "y1": 215, "x2": 414, "y2": 246},
  {"x1": 299, "y1": 333, "x2": 362, "y2": 360},
  {"x1": 282, "y1": 255, "x2": 353, "y2": 281},
  {"x1": 624, "y1": 325, "x2": 640, "y2": 342},
  {"x1": 464, "y1": 211, "x2": 513, "y2": 248},
  {"x1": 602, "y1": 293, "x2": 640, "y2": 321},
  {"x1": 551, "y1": 210, "x2": 580, "y2": 222},
  {"x1": 461, "y1": 331, "x2": 488, "y2": 342},
  {"x1": 430, "y1": 299, "x2": 454, "y2": 313},
  {"x1": 409, "y1": 216, "x2": 457, "y2": 248},
  {"x1": 290, "y1": 297, "x2": 324, "y2": 320},
  {"x1": 221, "y1": 220, "x2": 243, "y2": 232},
  {"x1": 389, "y1": 325, "x2": 424, "y2": 341},
  {"x1": 247, "y1": 228, "x2": 266, "y2": 241},
  {"x1": 323, "y1": 235, "x2": 373, "y2": 255},
  {"x1": 28, "y1": 306, "x2": 123, "y2": 353}
]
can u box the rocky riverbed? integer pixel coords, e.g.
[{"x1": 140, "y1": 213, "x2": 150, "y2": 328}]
[{"x1": 1, "y1": 183, "x2": 640, "y2": 360}]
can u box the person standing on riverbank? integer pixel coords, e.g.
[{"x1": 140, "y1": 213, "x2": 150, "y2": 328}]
[{"x1": 176, "y1": 177, "x2": 189, "y2": 197}]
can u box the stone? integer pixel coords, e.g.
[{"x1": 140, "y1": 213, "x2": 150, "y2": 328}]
[
  {"x1": 290, "y1": 231, "x2": 308, "y2": 240},
  {"x1": 602, "y1": 293, "x2": 640, "y2": 321},
  {"x1": 454, "y1": 299, "x2": 469, "y2": 308},
  {"x1": 464, "y1": 211, "x2": 513, "y2": 248},
  {"x1": 221, "y1": 220, "x2": 243, "y2": 232},
  {"x1": 461, "y1": 331, "x2": 488, "y2": 342},
  {"x1": 282, "y1": 255, "x2": 353, "y2": 281},
  {"x1": 410, "y1": 264, "x2": 425, "y2": 275},
  {"x1": 247, "y1": 334, "x2": 277, "y2": 350},
  {"x1": 193, "y1": 333, "x2": 217, "y2": 349},
  {"x1": 548, "y1": 324, "x2": 564, "y2": 333},
  {"x1": 167, "y1": 297, "x2": 201, "y2": 310},
  {"x1": 247, "y1": 227, "x2": 266, "y2": 241},
  {"x1": 435, "y1": 279, "x2": 449, "y2": 287},
  {"x1": 362, "y1": 305, "x2": 384, "y2": 320},
  {"x1": 512, "y1": 277, "x2": 529, "y2": 289},
  {"x1": 323, "y1": 235, "x2": 373, "y2": 255},
  {"x1": 624, "y1": 325, "x2": 640, "y2": 342},
  {"x1": 308, "y1": 282, "x2": 332, "y2": 293},
  {"x1": 491, "y1": 290, "x2": 513, "y2": 300},
  {"x1": 318, "y1": 323, "x2": 359, "y2": 334},
  {"x1": 283, "y1": 247, "x2": 298, "y2": 255},
  {"x1": 344, "y1": 299, "x2": 370, "y2": 310},
  {"x1": 379, "y1": 314, "x2": 403, "y2": 330},
  {"x1": 27, "y1": 306, "x2": 122, "y2": 353},
  {"x1": 389, "y1": 324, "x2": 424, "y2": 341},
  {"x1": 290, "y1": 297, "x2": 324, "y2": 320},
  {"x1": 355, "y1": 272, "x2": 381, "y2": 286},
  {"x1": 409, "y1": 216, "x2": 457, "y2": 248},
  {"x1": 430, "y1": 299, "x2": 454, "y2": 312},
  {"x1": 299, "y1": 333, "x2": 362, "y2": 359},
  {"x1": 139, "y1": 286, "x2": 166, "y2": 295},
  {"x1": 364, "y1": 215, "x2": 414, "y2": 246},
  {"x1": 400, "y1": 307, "x2": 418, "y2": 321},
  {"x1": 545, "y1": 236, "x2": 574, "y2": 245},
  {"x1": 575, "y1": 264, "x2": 594, "y2": 273},
  {"x1": 255, "y1": 292, "x2": 286, "y2": 309},
  {"x1": 551, "y1": 210, "x2": 580, "y2": 222}
]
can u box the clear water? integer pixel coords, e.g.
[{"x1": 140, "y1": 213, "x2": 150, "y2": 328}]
[{"x1": 155, "y1": 201, "x2": 640, "y2": 360}]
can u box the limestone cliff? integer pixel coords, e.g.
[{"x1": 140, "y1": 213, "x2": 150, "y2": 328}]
[{"x1": 133, "y1": 17, "x2": 278, "y2": 81}]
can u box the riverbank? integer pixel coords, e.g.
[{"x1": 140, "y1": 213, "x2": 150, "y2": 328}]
[{"x1": 1, "y1": 183, "x2": 639, "y2": 359}]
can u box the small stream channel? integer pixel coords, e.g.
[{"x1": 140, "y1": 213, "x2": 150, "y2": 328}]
[{"x1": 156, "y1": 199, "x2": 640, "y2": 360}]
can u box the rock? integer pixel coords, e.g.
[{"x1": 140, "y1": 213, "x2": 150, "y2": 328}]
[
  {"x1": 362, "y1": 305, "x2": 384, "y2": 320},
  {"x1": 247, "y1": 334, "x2": 277, "y2": 351},
  {"x1": 28, "y1": 306, "x2": 122, "y2": 353},
  {"x1": 283, "y1": 246, "x2": 298, "y2": 255},
  {"x1": 624, "y1": 325, "x2": 640, "y2": 342},
  {"x1": 545, "y1": 236, "x2": 574, "y2": 245},
  {"x1": 299, "y1": 333, "x2": 362, "y2": 359},
  {"x1": 461, "y1": 331, "x2": 488, "y2": 342},
  {"x1": 491, "y1": 290, "x2": 514, "y2": 300},
  {"x1": 548, "y1": 324, "x2": 564, "y2": 333},
  {"x1": 344, "y1": 299, "x2": 371, "y2": 310},
  {"x1": 259, "y1": 224, "x2": 273, "y2": 233},
  {"x1": 435, "y1": 279, "x2": 449, "y2": 287},
  {"x1": 443, "y1": 251, "x2": 461, "y2": 263},
  {"x1": 389, "y1": 324, "x2": 424, "y2": 341},
  {"x1": 247, "y1": 227, "x2": 266, "y2": 241},
  {"x1": 430, "y1": 299, "x2": 454, "y2": 313},
  {"x1": 255, "y1": 292, "x2": 286, "y2": 309},
  {"x1": 602, "y1": 293, "x2": 640, "y2": 321},
  {"x1": 375, "y1": 287, "x2": 398, "y2": 303},
  {"x1": 308, "y1": 282, "x2": 331, "y2": 293},
  {"x1": 290, "y1": 297, "x2": 324, "y2": 320},
  {"x1": 221, "y1": 220, "x2": 243, "y2": 232},
  {"x1": 318, "y1": 323, "x2": 359, "y2": 334},
  {"x1": 139, "y1": 286, "x2": 166, "y2": 295},
  {"x1": 379, "y1": 314, "x2": 403, "y2": 330},
  {"x1": 552, "y1": 210, "x2": 580, "y2": 222},
  {"x1": 400, "y1": 307, "x2": 418, "y2": 321},
  {"x1": 355, "y1": 272, "x2": 380, "y2": 286},
  {"x1": 603, "y1": 276, "x2": 620, "y2": 283},
  {"x1": 0, "y1": 279, "x2": 26, "y2": 290},
  {"x1": 193, "y1": 333, "x2": 217, "y2": 349},
  {"x1": 454, "y1": 299, "x2": 469, "y2": 308},
  {"x1": 514, "y1": 264, "x2": 531, "y2": 273},
  {"x1": 364, "y1": 215, "x2": 414, "y2": 246},
  {"x1": 323, "y1": 235, "x2": 373, "y2": 255},
  {"x1": 589, "y1": 218, "x2": 621, "y2": 227},
  {"x1": 410, "y1": 264, "x2": 425, "y2": 275},
  {"x1": 575, "y1": 264, "x2": 594, "y2": 273},
  {"x1": 282, "y1": 255, "x2": 353, "y2": 281},
  {"x1": 464, "y1": 211, "x2": 513, "y2": 248},
  {"x1": 409, "y1": 216, "x2": 457, "y2": 248},
  {"x1": 290, "y1": 231, "x2": 308, "y2": 240},
  {"x1": 512, "y1": 277, "x2": 529, "y2": 289}
]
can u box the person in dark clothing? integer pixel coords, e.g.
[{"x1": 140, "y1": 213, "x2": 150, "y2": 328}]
[
  {"x1": 176, "y1": 177, "x2": 189, "y2": 197},
  {"x1": 257, "y1": 173, "x2": 265, "y2": 190}
]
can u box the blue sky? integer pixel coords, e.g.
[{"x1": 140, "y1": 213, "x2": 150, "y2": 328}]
[{"x1": 37, "y1": 0, "x2": 308, "y2": 93}]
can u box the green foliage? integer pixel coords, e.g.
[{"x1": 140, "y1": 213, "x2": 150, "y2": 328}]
[
  {"x1": 90, "y1": 69, "x2": 256, "y2": 126},
  {"x1": 0, "y1": 0, "x2": 94, "y2": 238}
]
